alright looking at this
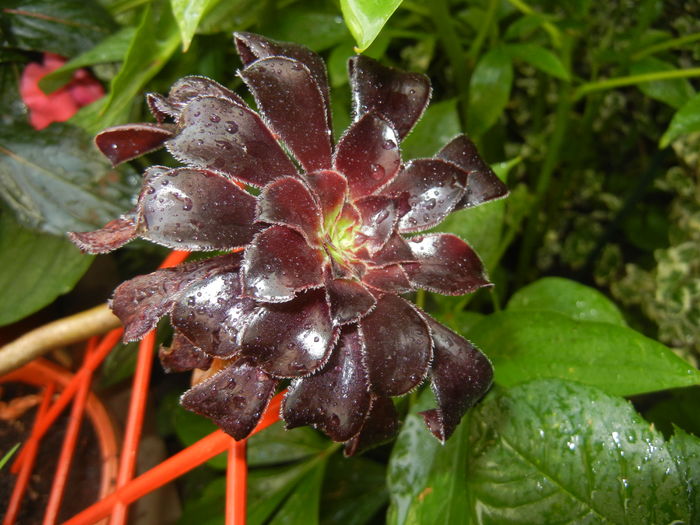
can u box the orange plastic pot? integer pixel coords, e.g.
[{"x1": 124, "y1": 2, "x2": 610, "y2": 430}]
[{"x1": 1, "y1": 357, "x2": 118, "y2": 510}]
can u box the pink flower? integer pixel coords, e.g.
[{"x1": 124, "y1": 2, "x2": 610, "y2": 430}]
[{"x1": 20, "y1": 53, "x2": 104, "y2": 130}]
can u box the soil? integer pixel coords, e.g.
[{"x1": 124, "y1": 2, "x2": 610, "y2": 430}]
[{"x1": 0, "y1": 382, "x2": 102, "y2": 523}]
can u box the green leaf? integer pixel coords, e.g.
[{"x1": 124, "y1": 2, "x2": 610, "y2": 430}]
[
  {"x1": 340, "y1": 0, "x2": 402, "y2": 52},
  {"x1": 247, "y1": 421, "x2": 329, "y2": 467},
  {"x1": 0, "y1": 121, "x2": 136, "y2": 235},
  {"x1": 467, "y1": 47, "x2": 513, "y2": 137},
  {"x1": 401, "y1": 99, "x2": 461, "y2": 160},
  {"x1": 660, "y1": 92, "x2": 700, "y2": 148},
  {"x1": 505, "y1": 43, "x2": 570, "y2": 80},
  {"x1": 630, "y1": 57, "x2": 695, "y2": 109},
  {"x1": 466, "y1": 380, "x2": 700, "y2": 524},
  {"x1": 320, "y1": 453, "x2": 388, "y2": 525},
  {"x1": 0, "y1": 443, "x2": 21, "y2": 471},
  {"x1": 0, "y1": 212, "x2": 92, "y2": 325},
  {"x1": 39, "y1": 27, "x2": 135, "y2": 94},
  {"x1": 170, "y1": 0, "x2": 220, "y2": 52},
  {"x1": 263, "y1": 5, "x2": 349, "y2": 52},
  {"x1": 178, "y1": 477, "x2": 226, "y2": 525},
  {"x1": 507, "y1": 276, "x2": 627, "y2": 326},
  {"x1": 81, "y1": 1, "x2": 181, "y2": 133},
  {"x1": 269, "y1": 461, "x2": 325, "y2": 525},
  {"x1": 467, "y1": 310, "x2": 700, "y2": 396},
  {"x1": 0, "y1": 0, "x2": 116, "y2": 57}
]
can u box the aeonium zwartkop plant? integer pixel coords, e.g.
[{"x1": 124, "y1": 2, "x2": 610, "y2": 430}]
[{"x1": 69, "y1": 33, "x2": 508, "y2": 455}]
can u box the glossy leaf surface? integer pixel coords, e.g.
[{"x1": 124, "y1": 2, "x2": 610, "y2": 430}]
[
  {"x1": 257, "y1": 177, "x2": 322, "y2": 246},
  {"x1": 158, "y1": 331, "x2": 212, "y2": 373},
  {"x1": 340, "y1": 0, "x2": 402, "y2": 52},
  {"x1": 95, "y1": 123, "x2": 172, "y2": 166},
  {"x1": 325, "y1": 278, "x2": 376, "y2": 325},
  {"x1": 468, "y1": 310, "x2": 700, "y2": 396},
  {"x1": 360, "y1": 295, "x2": 431, "y2": 396},
  {"x1": 344, "y1": 395, "x2": 399, "y2": 456},
  {"x1": 167, "y1": 96, "x2": 298, "y2": 187}
]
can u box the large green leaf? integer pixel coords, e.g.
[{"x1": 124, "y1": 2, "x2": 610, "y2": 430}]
[
  {"x1": 505, "y1": 43, "x2": 570, "y2": 80},
  {"x1": 467, "y1": 310, "x2": 700, "y2": 396},
  {"x1": 320, "y1": 453, "x2": 388, "y2": 525},
  {"x1": 660, "y1": 92, "x2": 700, "y2": 148},
  {"x1": 170, "y1": 0, "x2": 220, "y2": 52},
  {"x1": 340, "y1": 0, "x2": 402, "y2": 52},
  {"x1": 0, "y1": 121, "x2": 136, "y2": 235},
  {"x1": 389, "y1": 380, "x2": 700, "y2": 524},
  {"x1": 0, "y1": 0, "x2": 116, "y2": 57},
  {"x1": 247, "y1": 421, "x2": 329, "y2": 467},
  {"x1": 39, "y1": 27, "x2": 135, "y2": 93},
  {"x1": 630, "y1": 57, "x2": 695, "y2": 109},
  {"x1": 269, "y1": 461, "x2": 326, "y2": 525},
  {"x1": 401, "y1": 99, "x2": 461, "y2": 160},
  {"x1": 263, "y1": 5, "x2": 349, "y2": 52},
  {"x1": 467, "y1": 47, "x2": 513, "y2": 137},
  {"x1": 0, "y1": 212, "x2": 92, "y2": 325},
  {"x1": 507, "y1": 276, "x2": 627, "y2": 326},
  {"x1": 466, "y1": 380, "x2": 700, "y2": 524}
]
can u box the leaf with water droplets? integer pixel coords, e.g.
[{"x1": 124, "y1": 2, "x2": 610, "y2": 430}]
[
  {"x1": 283, "y1": 325, "x2": 371, "y2": 441},
  {"x1": 348, "y1": 55, "x2": 430, "y2": 139},
  {"x1": 240, "y1": 56, "x2": 332, "y2": 173},
  {"x1": 334, "y1": 112, "x2": 401, "y2": 201},
  {"x1": 344, "y1": 395, "x2": 399, "y2": 456},
  {"x1": 325, "y1": 277, "x2": 376, "y2": 325},
  {"x1": 95, "y1": 123, "x2": 173, "y2": 166},
  {"x1": 353, "y1": 195, "x2": 398, "y2": 254},
  {"x1": 382, "y1": 159, "x2": 466, "y2": 233},
  {"x1": 181, "y1": 357, "x2": 278, "y2": 440},
  {"x1": 159, "y1": 330, "x2": 213, "y2": 372},
  {"x1": 359, "y1": 295, "x2": 432, "y2": 396}
]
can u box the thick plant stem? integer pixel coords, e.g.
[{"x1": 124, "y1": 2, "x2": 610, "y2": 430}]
[{"x1": 0, "y1": 304, "x2": 120, "y2": 376}]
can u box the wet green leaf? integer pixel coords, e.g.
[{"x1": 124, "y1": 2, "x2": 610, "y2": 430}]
[
  {"x1": 0, "y1": 0, "x2": 116, "y2": 57},
  {"x1": 0, "y1": 211, "x2": 92, "y2": 325},
  {"x1": 320, "y1": 453, "x2": 387, "y2": 525},
  {"x1": 401, "y1": 99, "x2": 460, "y2": 160},
  {"x1": 468, "y1": 310, "x2": 700, "y2": 395},
  {"x1": 467, "y1": 47, "x2": 513, "y2": 137},
  {"x1": 505, "y1": 43, "x2": 570, "y2": 80},
  {"x1": 263, "y1": 5, "x2": 349, "y2": 52},
  {"x1": 39, "y1": 27, "x2": 134, "y2": 93},
  {"x1": 269, "y1": 461, "x2": 325, "y2": 525},
  {"x1": 340, "y1": 0, "x2": 402, "y2": 52},
  {"x1": 466, "y1": 380, "x2": 700, "y2": 524},
  {"x1": 660, "y1": 92, "x2": 700, "y2": 148},
  {"x1": 507, "y1": 276, "x2": 627, "y2": 326},
  {"x1": 170, "y1": 0, "x2": 220, "y2": 52},
  {"x1": 630, "y1": 57, "x2": 695, "y2": 109},
  {"x1": 0, "y1": 121, "x2": 136, "y2": 235}
]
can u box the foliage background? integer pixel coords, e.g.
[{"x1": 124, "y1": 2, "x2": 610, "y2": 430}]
[{"x1": 1, "y1": 0, "x2": 700, "y2": 523}]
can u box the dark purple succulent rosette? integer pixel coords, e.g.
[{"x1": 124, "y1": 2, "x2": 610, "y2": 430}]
[{"x1": 69, "y1": 33, "x2": 507, "y2": 454}]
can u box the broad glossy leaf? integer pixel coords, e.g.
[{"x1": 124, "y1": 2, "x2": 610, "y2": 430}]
[
  {"x1": 171, "y1": 272, "x2": 255, "y2": 358},
  {"x1": 161, "y1": 75, "x2": 246, "y2": 116},
  {"x1": 241, "y1": 226, "x2": 325, "y2": 302},
  {"x1": 505, "y1": 43, "x2": 570, "y2": 81},
  {"x1": 400, "y1": 99, "x2": 460, "y2": 159},
  {"x1": 466, "y1": 380, "x2": 700, "y2": 524},
  {"x1": 334, "y1": 112, "x2": 400, "y2": 201},
  {"x1": 353, "y1": 196, "x2": 398, "y2": 253},
  {"x1": 403, "y1": 234, "x2": 490, "y2": 295},
  {"x1": 170, "y1": 0, "x2": 219, "y2": 51},
  {"x1": 320, "y1": 453, "x2": 388, "y2": 525},
  {"x1": 138, "y1": 168, "x2": 259, "y2": 252},
  {"x1": 261, "y1": 5, "x2": 349, "y2": 53},
  {"x1": 467, "y1": 47, "x2": 513, "y2": 137},
  {"x1": 257, "y1": 177, "x2": 322, "y2": 246},
  {"x1": 340, "y1": 0, "x2": 402, "y2": 52},
  {"x1": 181, "y1": 357, "x2": 278, "y2": 440},
  {"x1": 362, "y1": 264, "x2": 412, "y2": 294},
  {"x1": 268, "y1": 461, "x2": 325, "y2": 525},
  {"x1": 325, "y1": 278, "x2": 376, "y2": 325},
  {"x1": 0, "y1": 121, "x2": 135, "y2": 235},
  {"x1": 240, "y1": 56, "x2": 332, "y2": 172},
  {"x1": 305, "y1": 170, "x2": 348, "y2": 229},
  {"x1": 468, "y1": 310, "x2": 700, "y2": 396},
  {"x1": 39, "y1": 27, "x2": 134, "y2": 93},
  {"x1": 247, "y1": 421, "x2": 329, "y2": 467},
  {"x1": 348, "y1": 55, "x2": 430, "y2": 139},
  {"x1": 344, "y1": 395, "x2": 399, "y2": 456},
  {"x1": 383, "y1": 159, "x2": 465, "y2": 233},
  {"x1": 660, "y1": 92, "x2": 700, "y2": 147},
  {"x1": 0, "y1": 212, "x2": 92, "y2": 325},
  {"x1": 630, "y1": 57, "x2": 695, "y2": 109},
  {"x1": 167, "y1": 96, "x2": 298, "y2": 187},
  {"x1": 283, "y1": 325, "x2": 371, "y2": 441},
  {"x1": 1, "y1": 0, "x2": 116, "y2": 56},
  {"x1": 95, "y1": 123, "x2": 172, "y2": 166},
  {"x1": 158, "y1": 330, "x2": 212, "y2": 372},
  {"x1": 240, "y1": 289, "x2": 336, "y2": 377},
  {"x1": 507, "y1": 276, "x2": 627, "y2": 326},
  {"x1": 360, "y1": 295, "x2": 431, "y2": 396},
  {"x1": 367, "y1": 232, "x2": 414, "y2": 267}
]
